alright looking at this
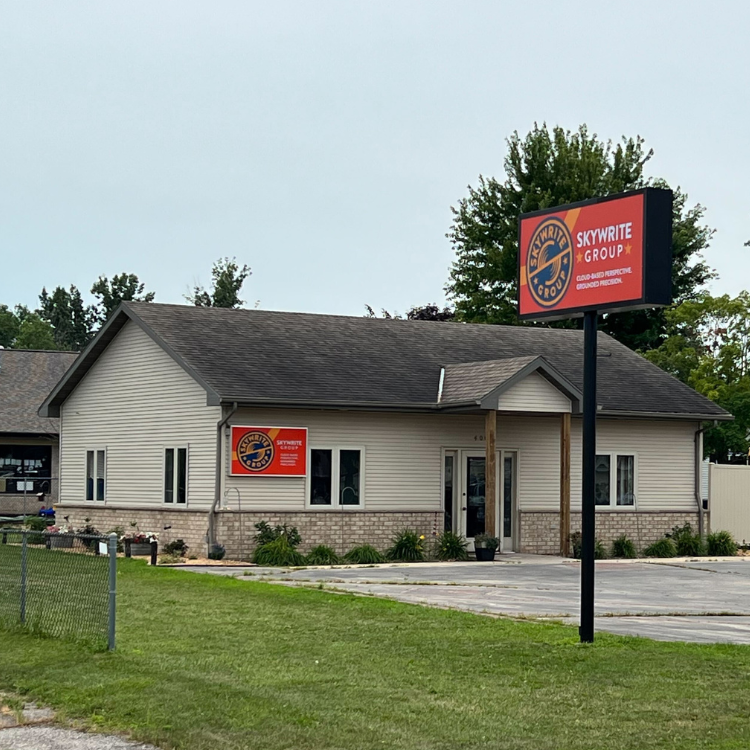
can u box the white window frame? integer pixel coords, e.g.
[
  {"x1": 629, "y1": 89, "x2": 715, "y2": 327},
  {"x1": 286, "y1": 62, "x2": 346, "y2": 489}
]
[
  {"x1": 594, "y1": 452, "x2": 637, "y2": 509},
  {"x1": 85, "y1": 448, "x2": 107, "y2": 502},
  {"x1": 163, "y1": 446, "x2": 189, "y2": 505},
  {"x1": 306, "y1": 446, "x2": 365, "y2": 509}
]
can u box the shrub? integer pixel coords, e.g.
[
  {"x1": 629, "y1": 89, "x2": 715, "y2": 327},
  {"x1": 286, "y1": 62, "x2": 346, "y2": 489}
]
[
  {"x1": 306, "y1": 545, "x2": 340, "y2": 565},
  {"x1": 208, "y1": 543, "x2": 226, "y2": 561},
  {"x1": 254, "y1": 521, "x2": 301, "y2": 548},
  {"x1": 386, "y1": 529, "x2": 425, "y2": 562},
  {"x1": 25, "y1": 516, "x2": 51, "y2": 545},
  {"x1": 667, "y1": 523, "x2": 703, "y2": 556},
  {"x1": 644, "y1": 538, "x2": 677, "y2": 558},
  {"x1": 434, "y1": 530, "x2": 469, "y2": 561},
  {"x1": 106, "y1": 526, "x2": 125, "y2": 553},
  {"x1": 611, "y1": 534, "x2": 637, "y2": 559},
  {"x1": 706, "y1": 530, "x2": 738, "y2": 556},
  {"x1": 569, "y1": 532, "x2": 607, "y2": 559},
  {"x1": 344, "y1": 545, "x2": 385, "y2": 564},
  {"x1": 164, "y1": 539, "x2": 189, "y2": 557},
  {"x1": 253, "y1": 536, "x2": 306, "y2": 567}
]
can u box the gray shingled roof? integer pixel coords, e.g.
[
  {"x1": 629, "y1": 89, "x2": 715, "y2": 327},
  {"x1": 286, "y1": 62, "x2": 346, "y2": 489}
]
[
  {"x1": 0, "y1": 349, "x2": 78, "y2": 434},
  {"x1": 41, "y1": 302, "x2": 730, "y2": 420}
]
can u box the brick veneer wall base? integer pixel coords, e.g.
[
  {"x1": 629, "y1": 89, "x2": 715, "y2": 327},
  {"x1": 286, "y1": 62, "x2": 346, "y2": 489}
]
[
  {"x1": 55, "y1": 506, "x2": 443, "y2": 560},
  {"x1": 519, "y1": 510, "x2": 704, "y2": 556}
]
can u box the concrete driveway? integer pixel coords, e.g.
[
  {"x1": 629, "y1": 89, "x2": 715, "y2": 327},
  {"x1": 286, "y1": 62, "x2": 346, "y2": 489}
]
[{"x1": 180, "y1": 555, "x2": 750, "y2": 644}]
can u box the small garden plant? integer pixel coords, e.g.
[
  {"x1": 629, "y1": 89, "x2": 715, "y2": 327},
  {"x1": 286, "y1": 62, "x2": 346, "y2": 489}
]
[
  {"x1": 163, "y1": 539, "x2": 189, "y2": 557},
  {"x1": 434, "y1": 530, "x2": 469, "y2": 561},
  {"x1": 473, "y1": 533, "x2": 499, "y2": 551},
  {"x1": 386, "y1": 529, "x2": 425, "y2": 562},
  {"x1": 706, "y1": 530, "x2": 738, "y2": 556},
  {"x1": 569, "y1": 532, "x2": 606, "y2": 559},
  {"x1": 644, "y1": 537, "x2": 677, "y2": 558},
  {"x1": 611, "y1": 534, "x2": 637, "y2": 559},
  {"x1": 208, "y1": 543, "x2": 226, "y2": 560},
  {"x1": 667, "y1": 523, "x2": 704, "y2": 556},
  {"x1": 306, "y1": 545, "x2": 340, "y2": 565},
  {"x1": 343, "y1": 545, "x2": 385, "y2": 564},
  {"x1": 253, "y1": 536, "x2": 306, "y2": 566}
]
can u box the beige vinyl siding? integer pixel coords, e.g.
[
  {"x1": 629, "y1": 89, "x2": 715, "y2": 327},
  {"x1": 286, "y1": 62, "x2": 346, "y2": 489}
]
[
  {"x1": 496, "y1": 372, "x2": 571, "y2": 413},
  {"x1": 708, "y1": 464, "x2": 750, "y2": 540},
  {"x1": 59, "y1": 321, "x2": 219, "y2": 509},
  {"x1": 564, "y1": 418, "x2": 699, "y2": 513},
  {"x1": 223, "y1": 409, "x2": 564, "y2": 512}
]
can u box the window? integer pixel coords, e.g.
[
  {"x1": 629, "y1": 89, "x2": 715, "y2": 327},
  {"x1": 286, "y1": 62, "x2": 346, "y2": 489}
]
[
  {"x1": 594, "y1": 453, "x2": 635, "y2": 507},
  {"x1": 443, "y1": 453, "x2": 455, "y2": 532},
  {"x1": 309, "y1": 448, "x2": 362, "y2": 507},
  {"x1": 0, "y1": 445, "x2": 52, "y2": 493},
  {"x1": 164, "y1": 448, "x2": 188, "y2": 504},
  {"x1": 86, "y1": 449, "x2": 106, "y2": 501}
]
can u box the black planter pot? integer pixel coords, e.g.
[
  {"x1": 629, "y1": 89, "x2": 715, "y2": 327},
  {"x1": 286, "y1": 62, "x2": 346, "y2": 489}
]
[{"x1": 475, "y1": 547, "x2": 496, "y2": 562}]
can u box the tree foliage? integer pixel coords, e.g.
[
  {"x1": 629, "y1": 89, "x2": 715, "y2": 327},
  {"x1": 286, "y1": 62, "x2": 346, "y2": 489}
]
[
  {"x1": 446, "y1": 123, "x2": 715, "y2": 350},
  {"x1": 645, "y1": 293, "x2": 750, "y2": 461},
  {"x1": 39, "y1": 285, "x2": 94, "y2": 350},
  {"x1": 364, "y1": 303, "x2": 455, "y2": 321},
  {"x1": 13, "y1": 313, "x2": 58, "y2": 350},
  {"x1": 0, "y1": 305, "x2": 20, "y2": 348},
  {"x1": 188, "y1": 258, "x2": 251, "y2": 308},
  {"x1": 90, "y1": 273, "x2": 155, "y2": 324}
]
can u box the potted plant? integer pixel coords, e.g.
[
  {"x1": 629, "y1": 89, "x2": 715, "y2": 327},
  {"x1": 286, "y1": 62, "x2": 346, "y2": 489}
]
[
  {"x1": 47, "y1": 525, "x2": 74, "y2": 549},
  {"x1": 124, "y1": 531, "x2": 159, "y2": 556},
  {"x1": 473, "y1": 533, "x2": 499, "y2": 561}
]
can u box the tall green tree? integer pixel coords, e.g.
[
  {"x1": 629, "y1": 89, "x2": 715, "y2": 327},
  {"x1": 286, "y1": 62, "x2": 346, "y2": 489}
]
[
  {"x1": 0, "y1": 305, "x2": 20, "y2": 348},
  {"x1": 38, "y1": 285, "x2": 94, "y2": 351},
  {"x1": 91, "y1": 273, "x2": 155, "y2": 324},
  {"x1": 188, "y1": 258, "x2": 251, "y2": 308},
  {"x1": 646, "y1": 293, "x2": 750, "y2": 462},
  {"x1": 446, "y1": 124, "x2": 715, "y2": 350},
  {"x1": 13, "y1": 313, "x2": 58, "y2": 350}
]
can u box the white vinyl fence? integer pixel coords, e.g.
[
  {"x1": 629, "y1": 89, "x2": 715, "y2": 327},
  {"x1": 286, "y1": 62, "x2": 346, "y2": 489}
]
[{"x1": 709, "y1": 464, "x2": 750, "y2": 545}]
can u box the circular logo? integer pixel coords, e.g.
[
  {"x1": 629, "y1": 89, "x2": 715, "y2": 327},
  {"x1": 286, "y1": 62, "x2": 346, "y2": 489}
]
[
  {"x1": 526, "y1": 217, "x2": 573, "y2": 308},
  {"x1": 237, "y1": 431, "x2": 275, "y2": 472}
]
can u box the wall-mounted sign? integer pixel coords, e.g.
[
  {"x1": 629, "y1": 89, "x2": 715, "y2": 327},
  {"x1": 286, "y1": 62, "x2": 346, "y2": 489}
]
[
  {"x1": 518, "y1": 188, "x2": 672, "y2": 321},
  {"x1": 230, "y1": 426, "x2": 307, "y2": 477}
]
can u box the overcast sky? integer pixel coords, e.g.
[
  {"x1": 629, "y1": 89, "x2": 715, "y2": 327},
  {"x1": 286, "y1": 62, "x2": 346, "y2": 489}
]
[{"x1": 1, "y1": 1, "x2": 748, "y2": 317}]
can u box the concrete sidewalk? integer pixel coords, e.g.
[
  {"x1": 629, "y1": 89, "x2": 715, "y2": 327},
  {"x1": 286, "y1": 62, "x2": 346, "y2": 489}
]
[{"x1": 180, "y1": 555, "x2": 750, "y2": 644}]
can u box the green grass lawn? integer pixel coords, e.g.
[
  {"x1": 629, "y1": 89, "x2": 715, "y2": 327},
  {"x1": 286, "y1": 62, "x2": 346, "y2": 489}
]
[{"x1": 1, "y1": 560, "x2": 750, "y2": 750}]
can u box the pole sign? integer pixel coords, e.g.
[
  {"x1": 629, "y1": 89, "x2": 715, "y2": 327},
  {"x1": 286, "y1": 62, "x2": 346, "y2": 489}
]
[
  {"x1": 230, "y1": 426, "x2": 307, "y2": 477},
  {"x1": 517, "y1": 187, "x2": 673, "y2": 644},
  {"x1": 518, "y1": 188, "x2": 672, "y2": 321}
]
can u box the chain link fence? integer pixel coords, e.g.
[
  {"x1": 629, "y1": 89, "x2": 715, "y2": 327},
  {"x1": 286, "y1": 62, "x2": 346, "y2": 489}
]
[{"x1": 0, "y1": 529, "x2": 117, "y2": 650}]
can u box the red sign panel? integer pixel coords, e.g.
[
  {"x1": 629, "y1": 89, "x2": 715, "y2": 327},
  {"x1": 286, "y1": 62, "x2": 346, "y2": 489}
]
[
  {"x1": 518, "y1": 188, "x2": 672, "y2": 321},
  {"x1": 230, "y1": 426, "x2": 307, "y2": 477}
]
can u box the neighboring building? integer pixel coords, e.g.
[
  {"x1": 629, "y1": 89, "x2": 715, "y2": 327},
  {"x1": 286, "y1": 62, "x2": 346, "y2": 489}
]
[
  {"x1": 0, "y1": 348, "x2": 79, "y2": 515},
  {"x1": 39, "y1": 302, "x2": 730, "y2": 557}
]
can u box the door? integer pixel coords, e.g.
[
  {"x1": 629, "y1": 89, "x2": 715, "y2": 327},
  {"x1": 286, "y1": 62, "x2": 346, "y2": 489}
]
[{"x1": 458, "y1": 451, "x2": 517, "y2": 551}]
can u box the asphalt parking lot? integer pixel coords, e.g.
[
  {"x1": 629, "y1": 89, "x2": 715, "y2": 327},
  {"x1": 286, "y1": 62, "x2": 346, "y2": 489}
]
[{"x1": 181, "y1": 555, "x2": 750, "y2": 644}]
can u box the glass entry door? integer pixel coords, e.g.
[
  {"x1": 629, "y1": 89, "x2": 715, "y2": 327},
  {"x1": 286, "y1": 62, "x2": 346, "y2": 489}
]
[{"x1": 459, "y1": 451, "x2": 516, "y2": 551}]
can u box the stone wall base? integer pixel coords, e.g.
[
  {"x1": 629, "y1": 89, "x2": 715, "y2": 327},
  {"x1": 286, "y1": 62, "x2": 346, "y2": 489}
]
[
  {"x1": 519, "y1": 510, "x2": 704, "y2": 556},
  {"x1": 54, "y1": 506, "x2": 443, "y2": 560},
  {"x1": 216, "y1": 511, "x2": 443, "y2": 559}
]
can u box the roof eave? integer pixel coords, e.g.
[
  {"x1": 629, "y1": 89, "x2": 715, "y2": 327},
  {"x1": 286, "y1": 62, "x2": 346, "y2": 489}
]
[{"x1": 597, "y1": 409, "x2": 733, "y2": 422}]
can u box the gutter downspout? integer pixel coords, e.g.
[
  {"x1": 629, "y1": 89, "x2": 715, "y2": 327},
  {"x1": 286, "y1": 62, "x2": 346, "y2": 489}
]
[
  {"x1": 208, "y1": 402, "x2": 238, "y2": 552},
  {"x1": 695, "y1": 421, "x2": 717, "y2": 540}
]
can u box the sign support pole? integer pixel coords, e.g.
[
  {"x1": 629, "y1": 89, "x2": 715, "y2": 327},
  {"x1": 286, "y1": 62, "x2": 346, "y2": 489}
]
[{"x1": 580, "y1": 309, "x2": 597, "y2": 643}]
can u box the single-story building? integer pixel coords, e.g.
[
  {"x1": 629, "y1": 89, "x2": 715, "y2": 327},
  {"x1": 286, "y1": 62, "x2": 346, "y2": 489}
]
[
  {"x1": 39, "y1": 302, "x2": 730, "y2": 557},
  {"x1": 0, "y1": 348, "x2": 79, "y2": 515}
]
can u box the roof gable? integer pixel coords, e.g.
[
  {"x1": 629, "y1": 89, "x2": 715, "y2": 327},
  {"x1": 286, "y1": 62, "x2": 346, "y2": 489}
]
[{"x1": 439, "y1": 356, "x2": 581, "y2": 412}]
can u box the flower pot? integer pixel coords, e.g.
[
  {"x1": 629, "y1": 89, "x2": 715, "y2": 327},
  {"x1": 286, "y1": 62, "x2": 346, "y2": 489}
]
[
  {"x1": 50, "y1": 535, "x2": 74, "y2": 549},
  {"x1": 474, "y1": 547, "x2": 496, "y2": 562},
  {"x1": 130, "y1": 542, "x2": 153, "y2": 556}
]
